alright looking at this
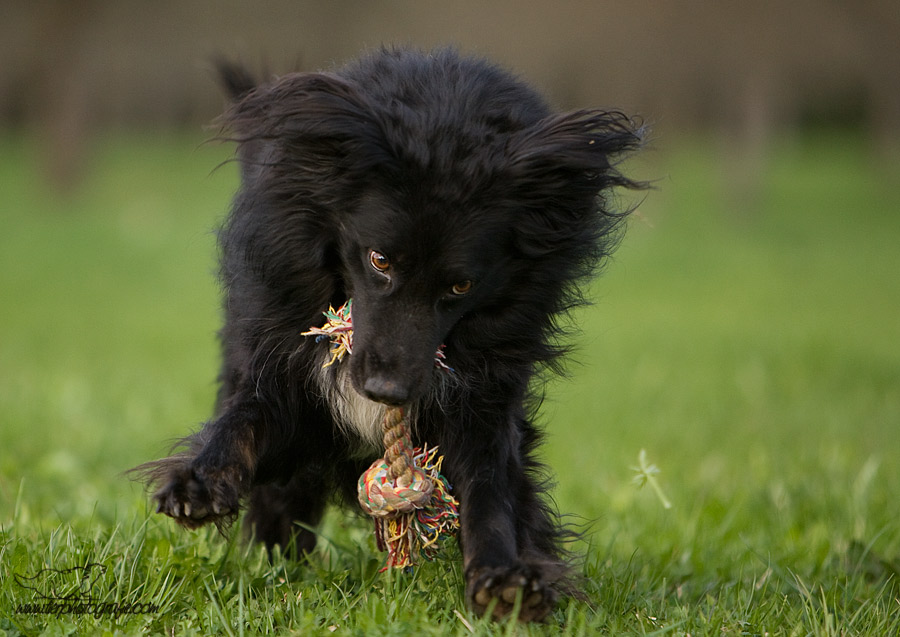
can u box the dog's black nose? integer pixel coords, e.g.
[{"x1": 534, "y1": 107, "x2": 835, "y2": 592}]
[{"x1": 363, "y1": 377, "x2": 409, "y2": 406}]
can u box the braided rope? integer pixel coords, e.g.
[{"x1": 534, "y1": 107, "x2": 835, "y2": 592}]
[{"x1": 358, "y1": 408, "x2": 434, "y2": 516}]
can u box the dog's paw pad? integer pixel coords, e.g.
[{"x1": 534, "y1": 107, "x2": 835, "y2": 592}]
[
  {"x1": 153, "y1": 465, "x2": 239, "y2": 529},
  {"x1": 468, "y1": 565, "x2": 556, "y2": 622}
]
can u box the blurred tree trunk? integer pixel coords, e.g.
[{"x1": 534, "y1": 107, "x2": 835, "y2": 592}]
[
  {"x1": 33, "y1": 0, "x2": 100, "y2": 193},
  {"x1": 859, "y1": 0, "x2": 900, "y2": 159}
]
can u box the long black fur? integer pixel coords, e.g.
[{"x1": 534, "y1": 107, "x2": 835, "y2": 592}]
[{"x1": 135, "y1": 47, "x2": 644, "y2": 622}]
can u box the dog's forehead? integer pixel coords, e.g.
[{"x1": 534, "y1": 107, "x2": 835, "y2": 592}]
[{"x1": 350, "y1": 191, "x2": 505, "y2": 266}]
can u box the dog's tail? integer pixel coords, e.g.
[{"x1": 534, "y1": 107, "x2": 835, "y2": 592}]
[{"x1": 214, "y1": 58, "x2": 257, "y2": 101}]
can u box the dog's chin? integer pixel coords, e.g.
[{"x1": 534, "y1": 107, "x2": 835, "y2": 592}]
[{"x1": 317, "y1": 354, "x2": 443, "y2": 450}]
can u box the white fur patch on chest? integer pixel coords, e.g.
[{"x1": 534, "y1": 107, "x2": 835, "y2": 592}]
[{"x1": 317, "y1": 364, "x2": 387, "y2": 449}]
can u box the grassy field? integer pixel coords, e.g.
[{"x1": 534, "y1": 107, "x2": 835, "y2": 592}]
[{"x1": 1, "y1": 132, "x2": 899, "y2": 635}]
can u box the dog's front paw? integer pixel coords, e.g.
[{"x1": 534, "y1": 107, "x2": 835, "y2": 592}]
[
  {"x1": 153, "y1": 463, "x2": 243, "y2": 529},
  {"x1": 467, "y1": 563, "x2": 558, "y2": 622}
]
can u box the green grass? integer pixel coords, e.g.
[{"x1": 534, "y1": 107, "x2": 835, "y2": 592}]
[{"x1": 2, "y1": 131, "x2": 899, "y2": 635}]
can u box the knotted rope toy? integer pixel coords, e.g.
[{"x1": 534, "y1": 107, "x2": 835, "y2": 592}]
[{"x1": 302, "y1": 300, "x2": 459, "y2": 568}]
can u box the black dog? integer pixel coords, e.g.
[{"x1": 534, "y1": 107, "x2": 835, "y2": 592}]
[{"x1": 137, "y1": 47, "x2": 643, "y2": 621}]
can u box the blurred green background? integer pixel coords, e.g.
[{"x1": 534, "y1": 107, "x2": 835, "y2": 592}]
[{"x1": 1, "y1": 2, "x2": 899, "y2": 631}]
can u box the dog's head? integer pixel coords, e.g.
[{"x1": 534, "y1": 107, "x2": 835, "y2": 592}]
[
  {"x1": 335, "y1": 189, "x2": 513, "y2": 405},
  {"x1": 220, "y1": 51, "x2": 644, "y2": 406}
]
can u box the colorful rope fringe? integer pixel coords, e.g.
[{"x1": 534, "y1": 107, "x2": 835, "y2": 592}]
[
  {"x1": 303, "y1": 300, "x2": 459, "y2": 568},
  {"x1": 301, "y1": 300, "x2": 355, "y2": 367}
]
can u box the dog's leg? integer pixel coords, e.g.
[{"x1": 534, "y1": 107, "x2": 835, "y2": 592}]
[
  {"x1": 145, "y1": 398, "x2": 264, "y2": 529},
  {"x1": 440, "y1": 413, "x2": 565, "y2": 622},
  {"x1": 244, "y1": 452, "x2": 369, "y2": 556},
  {"x1": 245, "y1": 477, "x2": 327, "y2": 557}
]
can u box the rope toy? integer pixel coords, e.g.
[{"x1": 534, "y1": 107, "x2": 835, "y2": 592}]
[{"x1": 303, "y1": 300, "x2": 459, "y2": 568}]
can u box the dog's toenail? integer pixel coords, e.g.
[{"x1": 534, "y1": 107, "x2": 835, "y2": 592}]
[{"x1": 474, "y1": 588, "x2": 492, "y2": 606}]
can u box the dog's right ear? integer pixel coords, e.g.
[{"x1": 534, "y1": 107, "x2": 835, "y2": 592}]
[
  {"x1": 218, "y1": 71, "x2": 388, "y2": 186},
  {"x1": 215, "y1": 59, "x2": 257, "y2": 101}
]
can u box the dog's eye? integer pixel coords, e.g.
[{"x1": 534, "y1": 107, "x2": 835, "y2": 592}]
[
  {"x1": 369, "y1": 250, "x2": 391, "y2": 273},
  {"x1": 450, "y1": 280, "x2": 473, "y2": 296}
]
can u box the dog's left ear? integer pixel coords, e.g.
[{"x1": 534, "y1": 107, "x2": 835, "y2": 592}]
[
  {"x1": 502, "y1": 110, "x2": 645, "y2": 260},
  {"x1": 506, "y1": 109, "x2": 645, "y2": 201}
]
